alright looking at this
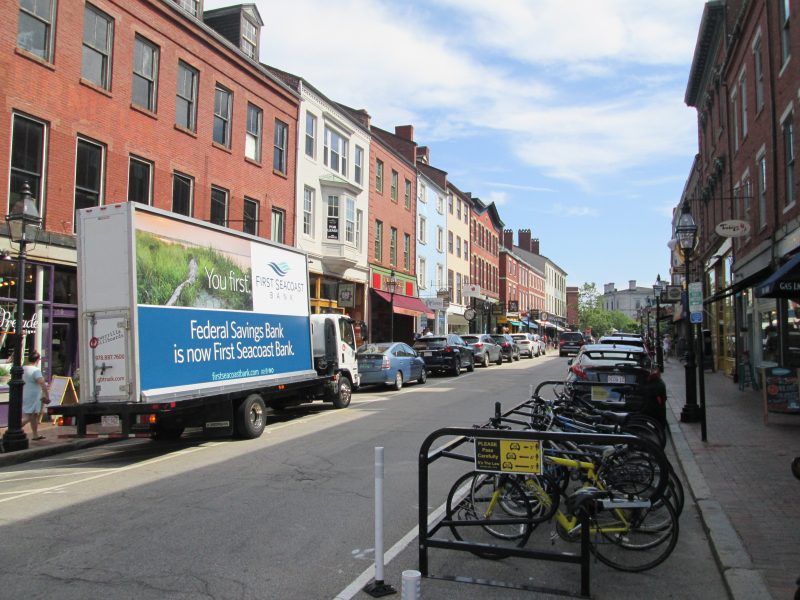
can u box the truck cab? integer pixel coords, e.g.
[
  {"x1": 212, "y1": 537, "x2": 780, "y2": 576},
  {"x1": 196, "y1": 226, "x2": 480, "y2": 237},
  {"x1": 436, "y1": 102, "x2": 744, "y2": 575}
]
[{"x1": 310, "y1": 313, "x2": 360, "y2": 393}]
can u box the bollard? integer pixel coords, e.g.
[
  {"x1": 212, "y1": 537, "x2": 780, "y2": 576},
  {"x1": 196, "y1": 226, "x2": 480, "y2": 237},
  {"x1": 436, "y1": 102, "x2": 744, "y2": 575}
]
[
  {"x1": 401, "y1": 569, "x2": 421, "y2": 600},
  {"x1": 363, "y1": 446, "x2": 396, "y2": 597}
]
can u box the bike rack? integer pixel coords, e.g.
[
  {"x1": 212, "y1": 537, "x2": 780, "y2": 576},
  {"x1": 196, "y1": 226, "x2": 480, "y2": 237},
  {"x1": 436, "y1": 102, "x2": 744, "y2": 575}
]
[{"x1": 417, "y1": 399, "x2": 668, "y2": 598}]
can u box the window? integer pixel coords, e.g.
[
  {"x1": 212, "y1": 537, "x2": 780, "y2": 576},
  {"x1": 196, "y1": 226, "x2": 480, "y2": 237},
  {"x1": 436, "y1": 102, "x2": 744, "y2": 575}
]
[
  {"x1": 324, "y1": 127, "x2": 348, "y2": 176},
  {"x1": 758, "y1": 152, "x2": 767, "y2": 228},
  {"x1": 303, "y1": 186, "x2": 314, "y2": 236},
  {"x1": 243, "y1": 197, "x2": 259, "y2": 235},
  {"x1": 448, "y1": 269, "x2": 454, "y2": 298},
  {"x1": 9, "y1": 113, "x2": 46, "y2": 214},
  {"x1": 456, "y1": 198, "x2": 462, "y2": 220},
  {"x1": 448, "y1": 231, "x2": 453, "y2": 254},
  {"x1": 327, "y1": 195, "x2": 339, "y2": 240},
  {"x1": 743, "y1": 176, "x2": 752, "y2": 230},
  {"x1": 345, "y1": 197, "x2": 355, "y2": 244},
  {"x1": 172, "y1": 172, "x2": 193, "y2": 216},
  {"x1": 419, "y1": 215, "x2": 427, "y2": 243},
  {"x1": 245, "y1": 104, "x2": 262, "y2": 162},
  {"x1": 780, "y1": 0, "x2": 791, "y2": 65},
  {"x1": 437, "y1": 226, "x2": 443, "y2": 252},
  {"x1": 731, "y1": 90, "x2": 739, "y2": 151},
  {"x1": 354, "y1": 146, "x2": 363, "y2": 184},
  {"x1": 403, "y1": 233, "x2": 410, "y2": 270},
  {"x1": 273, "y1": 119, "x2": 288, "y2": 173},
  {"x1": 404, "y1": 179, "x2": 411, "y2": 208},
  {"x1": 241, "y1": 17, "x2": 258, "y2": 60},
  {"x1": 436, "y1": 264, "x2": 444, "y2": 289},
  {"x1": 176, "y1": 61, "x2": 198, "y2": 131},
  {"x1": 463, "y1": 240, "x2": 468, "y2": 256},
  {"x1": 418, "y1": 257, "x2": 427, "y2": 289},
  {"x1": 375, "y1": 220, "x2": 383, "y2": 261},
  {"x1": 82, "y1": 4, "x2": 114, "y2": 90},
  {"x1": 390, "y1": 227, "x2": 397, "y2": 266},
  {"x1": 271, "y1": 208, "x2": 285, "y2": 243},
  {"x1": 456, "y1": 236, "x2": 461, "y2": 258},
  {"x1": 464, "y1": 206, "x2": 468, "y2": 224},
  {"x1": 784, "y1": 114, "x2": 796, "y2": 209},
  {"x1": 391, "y1": 170, "x2": 398, "y2": 201},
  {"x1": 75, "y1": 137, "x2": 104, "y2": 220},
  {"x1": 213, "y1": 85, "x2": 233, "y2": 147},
  {"x1": 419, "y1": 181, "x2": 426, "y2": 202},
  {"x1": 210, "y1": 186, "x2": 228, "y2": 226},
  {"x1": 172, "y1": 0, "x2": 198, "y2": 16},
  {"x1": 17, "y1": 0, "x2": 56, "y2": 61},
  {"x1": 448, "y1": 193, "x2": 453, "y2": 214},
  {"x1": 456, "y1": 273, "x2": 462, "y2": 305},
  {"x1": 437, "y1": 195, "x2": 444, "y2": 214},
  {"x1": 375, "y1": 159, "x2": 384, "y2": 193},
  {"x1": 305, "y1": 112, "x2": 316, "y2": 158},
  {"x1": 753, "y1": 38, "x2": 764, "y2": 113},
  {"x1": 357, "y1": 209, "x2": 363, "y2": 251},
  {"x1": 132, "y1": 35, "x2": 159, "y2": 112},
  {"x1": 127, "y1": 156, "x2": 152, "y2": 205},
  {"x1": 739, "y1": 70, "x2": 748, "y2": 139}
]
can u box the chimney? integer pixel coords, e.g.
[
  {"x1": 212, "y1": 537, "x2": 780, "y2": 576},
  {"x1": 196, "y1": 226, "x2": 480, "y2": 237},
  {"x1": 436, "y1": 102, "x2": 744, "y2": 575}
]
[
  {"x1": 416, "y1": 146, "x2": 430, "y2": 164},
  {"x1": 518, "y1": 229, "x2": 531, "y2": 251},
  {"x1": 629, "y1": 280, "x2": 636, "y2": 290},
  {"x1": 604, "y1": 283, "x2": 616, "y2": 294},
  {"x1": 531, "y1": 238, "x2": 540, "y2": 255},
  {"x1": 503, "y1": 229, "x2": 513, "y2": 249},
  {"x1": 395, "y1": 125, "x2": 414, "y2": 141}
]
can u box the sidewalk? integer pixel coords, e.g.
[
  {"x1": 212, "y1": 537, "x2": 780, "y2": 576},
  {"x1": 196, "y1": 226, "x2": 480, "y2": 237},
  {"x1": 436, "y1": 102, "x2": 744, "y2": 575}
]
[
  {"x1": 661, "y1": 355, "x2": 800, "y2": 600},
  {"x1": 0, "y1": 418, "x2": 119, "y2": 467}
]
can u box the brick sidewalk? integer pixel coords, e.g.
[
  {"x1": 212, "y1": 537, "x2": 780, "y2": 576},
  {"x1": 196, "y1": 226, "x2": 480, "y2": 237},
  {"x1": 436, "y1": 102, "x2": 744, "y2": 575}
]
[
  {"x1": 662, "y1": 356, "x2": 800, "y2": 600},
  {"x1": 0, "y1": 418, "x2": 119, "y2": 466}
]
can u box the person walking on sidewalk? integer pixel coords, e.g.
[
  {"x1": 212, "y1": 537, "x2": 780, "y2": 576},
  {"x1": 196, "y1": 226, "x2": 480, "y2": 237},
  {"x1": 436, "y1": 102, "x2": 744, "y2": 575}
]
[
  {"x1": 20, "y1": 351, "x2": 50, "y2": 440},
  {"x1": 662, "y1": 334, "x2": 671, "y2": 361}
]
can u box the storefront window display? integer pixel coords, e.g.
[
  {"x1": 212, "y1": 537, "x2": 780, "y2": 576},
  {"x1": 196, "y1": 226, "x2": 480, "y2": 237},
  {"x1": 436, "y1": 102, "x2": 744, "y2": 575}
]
[
  {"x1": 758, "y1": 298, "x2": 779, "y2": 364},
  {"x1": 786, "y1": 299, "x2": 800, "y2": 367}
]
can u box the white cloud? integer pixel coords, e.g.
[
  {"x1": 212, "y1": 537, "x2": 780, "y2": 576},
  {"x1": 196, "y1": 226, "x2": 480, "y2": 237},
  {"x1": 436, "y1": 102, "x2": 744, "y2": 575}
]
[
  {"x1": 549, "y1": 203, "x2": 599, "y2": 217},
  {"x1": 485, "y1": 191, "x2": 509, "y2": 206},
  {"x1": 485, "y1": 182, "x2": 558, "y2": 193}
]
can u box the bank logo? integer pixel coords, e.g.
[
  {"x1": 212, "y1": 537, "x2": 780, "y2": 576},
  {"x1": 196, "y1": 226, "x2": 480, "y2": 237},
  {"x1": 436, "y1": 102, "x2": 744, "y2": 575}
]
[{"x1": 268, "y1": 261, "x2": 290, "y2": 277}]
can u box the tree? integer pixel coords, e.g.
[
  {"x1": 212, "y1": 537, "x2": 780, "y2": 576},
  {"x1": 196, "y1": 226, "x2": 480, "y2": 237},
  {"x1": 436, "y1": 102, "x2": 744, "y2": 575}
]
[
  {"x1": 577, "y1": 282, "x2": 637, "y2": 337},
  {"x1": 578, "y1": 282, "x2": 600, "y2": 312}
]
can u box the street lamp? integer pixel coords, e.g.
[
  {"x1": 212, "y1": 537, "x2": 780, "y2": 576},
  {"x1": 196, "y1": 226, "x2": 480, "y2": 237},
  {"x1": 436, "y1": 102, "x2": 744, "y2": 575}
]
[
  {"x1": 645, "y1": 297, "x2": 652, "y2": 342},
  {"x1": 675, "y1": 201, "x2": 701, "y2": 423},
  {"x1": 2, "y1": 182, "x2": 42, "y2": 452},
  {"x1": 653, "y1": 274, "x2": 664, "y2": 372},
  {"x1": 386, "y1": 270, "x2": 399, "y2": 341}
]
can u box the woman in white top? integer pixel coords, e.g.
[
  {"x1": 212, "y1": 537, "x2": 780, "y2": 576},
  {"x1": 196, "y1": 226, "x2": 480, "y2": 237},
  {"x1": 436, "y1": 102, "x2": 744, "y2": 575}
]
[{"x1": 21, "y1": 350, "x2": 50, "y2": 440}]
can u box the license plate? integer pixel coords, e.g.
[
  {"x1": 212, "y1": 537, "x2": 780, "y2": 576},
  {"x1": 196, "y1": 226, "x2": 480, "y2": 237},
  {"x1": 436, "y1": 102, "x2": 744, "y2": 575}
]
[
  {"x1": 423, "y1": 351, "x2": 432, "y2": 357},
  {"x1": 101, "y1": 415, "x2": 120, "y2": 427},
  {"x1": 607, "y1": 375, "x2": 625, "y2": 384}
]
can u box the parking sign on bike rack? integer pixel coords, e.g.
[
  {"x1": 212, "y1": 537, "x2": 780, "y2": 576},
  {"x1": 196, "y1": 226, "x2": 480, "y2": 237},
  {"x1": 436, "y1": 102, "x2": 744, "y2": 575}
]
[{"x1": 474, "y1": 438, "x2": 543, "y2": 475}]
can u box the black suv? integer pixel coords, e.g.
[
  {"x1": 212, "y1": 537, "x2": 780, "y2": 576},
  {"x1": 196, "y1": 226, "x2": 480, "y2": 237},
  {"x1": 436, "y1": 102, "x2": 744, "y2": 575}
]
[
  {"x1": 558, "y1": 331, "x2": 586, "y2": 357},
  {"x1": 412, "y1": 334, "x2": 475, "y2": 376},
  {"x1": 490, "y1": 333, "x2": 521, "y2": 362}
]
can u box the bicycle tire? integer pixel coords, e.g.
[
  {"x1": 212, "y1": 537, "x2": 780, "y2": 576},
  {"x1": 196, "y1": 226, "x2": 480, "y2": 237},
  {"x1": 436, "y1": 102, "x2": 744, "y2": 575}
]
[
  {"x1": 445, "y1": 472, "x2": 533, "y2": 560},
  {"x1": 591, "y1": 497, "x2": 679, "y2": 572},
  {"x1": 624, "y1": 415, "x2": 667, "y2": 449}
]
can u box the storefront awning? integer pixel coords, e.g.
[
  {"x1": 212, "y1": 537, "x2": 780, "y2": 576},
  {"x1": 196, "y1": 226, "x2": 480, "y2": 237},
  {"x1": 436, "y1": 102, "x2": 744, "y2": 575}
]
[
  {"x1": 372, "y1": 289, "x2": 434, "y2": 317},
  {"x1": 508, "y1": 319, "x2": 523, "y2": 327},
  {"x1": 755, "y1": 253, "x2": 800, "y2": 298},
  {"x1": 521, "y1": 319, "x2": 539, "y2": 330}
]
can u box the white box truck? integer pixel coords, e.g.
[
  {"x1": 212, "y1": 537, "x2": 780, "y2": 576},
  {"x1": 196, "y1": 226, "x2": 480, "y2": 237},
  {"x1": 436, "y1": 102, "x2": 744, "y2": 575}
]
[{"x1": 49, "y1": 202, "x2": 360, "y2": 440}]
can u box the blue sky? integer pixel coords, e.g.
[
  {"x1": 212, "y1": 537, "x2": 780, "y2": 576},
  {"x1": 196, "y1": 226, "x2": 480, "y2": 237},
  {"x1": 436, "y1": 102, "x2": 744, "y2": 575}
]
[{"x1": 205, "y1": 0, "x2": 705, "y2": 290}]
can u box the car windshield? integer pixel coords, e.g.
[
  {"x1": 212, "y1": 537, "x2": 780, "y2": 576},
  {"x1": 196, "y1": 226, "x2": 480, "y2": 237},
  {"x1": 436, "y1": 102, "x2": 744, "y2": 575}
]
[
  {"x1": 462, "y1": 336, "x2": 480, "y2": 344},
  {"x1": 357, "y1": 343, "x2": 392, "y2": 355},
  {"x1": 511, "y1": 335, "x2": 527, "y2": 340},
  {"x1": 413, "y1": 337, "x2": 447, "y2": 349},
  {"x1": 490, "y1": 335, "x2": 507, "y2": 343}
]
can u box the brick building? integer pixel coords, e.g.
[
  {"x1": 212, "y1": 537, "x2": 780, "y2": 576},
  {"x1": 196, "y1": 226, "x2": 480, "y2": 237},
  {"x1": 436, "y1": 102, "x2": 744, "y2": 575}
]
[
  {"x1": 501, "y1": 229, "x2": 545, "y2": 333},
  {"x1": 468, "y1": 196, "x2": 503, "y2": 333},
  {"x1": 3, "y1": 0, "x2": 299, "y2": 381},
  {"x1": 680, "y1": 0, "x2": 799, "y2": 376}
]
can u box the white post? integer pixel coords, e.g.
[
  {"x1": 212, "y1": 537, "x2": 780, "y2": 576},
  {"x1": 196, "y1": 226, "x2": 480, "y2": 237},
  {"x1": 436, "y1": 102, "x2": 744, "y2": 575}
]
[
  {"x1": 374, "y1": 445, "x2": 385, "y2": 583},
  {"x1": 401, "y1": 569, "x2": 421, "y2": 600}
]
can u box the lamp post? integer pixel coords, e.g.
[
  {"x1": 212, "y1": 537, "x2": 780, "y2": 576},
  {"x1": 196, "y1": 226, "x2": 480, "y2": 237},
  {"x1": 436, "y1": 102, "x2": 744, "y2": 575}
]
[
  {"x1": 645, "y1": 297, "x2": 652, "y2": 342},
  {"x1": 386, "y1": 270, "x2": 399, "y2": 342},
  {"x1": 2, "y1": 182, "x2": 42, "y2": 452},
  {"x1": 653, "y1": 274, "x2": 664, "y2": 372},
  {"x1": 676, "y1": 201, "x2": 701, "y2": 423}
]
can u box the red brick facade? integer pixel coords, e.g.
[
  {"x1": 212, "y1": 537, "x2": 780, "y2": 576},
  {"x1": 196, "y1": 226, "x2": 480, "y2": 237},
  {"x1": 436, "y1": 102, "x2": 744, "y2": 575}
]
[{"x1": 470, "y1": 198, "x2": 502, "y2": 301}]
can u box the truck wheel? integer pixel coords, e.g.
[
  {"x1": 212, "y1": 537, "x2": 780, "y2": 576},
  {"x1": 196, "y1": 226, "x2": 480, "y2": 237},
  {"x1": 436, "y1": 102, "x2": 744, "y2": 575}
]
[
  {"x1": 332, "y1": 376, "x2": 352, "y2": 409},
  {"x1": 393, "y1": 371, "x2": 403, "y2": 391},
  {"x1": 236, "y1": 394, "x2": 266, "y2": 439}
]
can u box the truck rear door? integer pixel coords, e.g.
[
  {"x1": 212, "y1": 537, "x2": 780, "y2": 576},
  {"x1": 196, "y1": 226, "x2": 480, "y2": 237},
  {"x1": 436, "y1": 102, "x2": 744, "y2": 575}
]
[{"x1": 85, "y1": 310, "x2": 133, "y2": 403}]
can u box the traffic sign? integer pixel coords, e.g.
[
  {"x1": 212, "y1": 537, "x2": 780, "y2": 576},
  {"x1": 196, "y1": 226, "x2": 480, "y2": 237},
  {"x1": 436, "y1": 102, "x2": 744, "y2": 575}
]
[
  {"x1": 688, "y1": 282, "x2": 703, "y2": 313},
  {"x1": 690, "y1": 312, "x2": 703, "y2": 324}
]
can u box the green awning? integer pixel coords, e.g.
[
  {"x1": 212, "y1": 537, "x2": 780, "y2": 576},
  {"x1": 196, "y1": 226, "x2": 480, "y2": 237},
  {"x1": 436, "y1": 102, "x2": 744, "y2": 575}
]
[{"x1": 508, "y1": 320, "x2": 523, "y2": 326}]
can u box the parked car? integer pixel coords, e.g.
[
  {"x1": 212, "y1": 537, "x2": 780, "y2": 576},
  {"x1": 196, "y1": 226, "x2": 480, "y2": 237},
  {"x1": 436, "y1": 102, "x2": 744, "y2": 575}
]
[
  {"x1": 462, "y1": 334, "x2": 503, "y2": 367},
  {"x1": 598, "y1": 334, "x2": 652, "y2": 356},
  {"x1": 490, "y1": 333, "x2": 521, "y2": 362},
  {"x1": 565, "y1": 343, "x2": 667, "y2": 424},
  {"x1": 558, "y1": 330, "x2": 586, "y2": 357},
  {"x1": 413, "y1": 334, "x2": 475, "y2": 376},
  {"x1": 531, "y1": 334, "x2": 546, "y2": 356},
  {"x1": 511, "y1": 333, "x2": 538, "y2": 358},
  {"x1": 356, "y1": 342, "x2": 427, "y2": 390}
]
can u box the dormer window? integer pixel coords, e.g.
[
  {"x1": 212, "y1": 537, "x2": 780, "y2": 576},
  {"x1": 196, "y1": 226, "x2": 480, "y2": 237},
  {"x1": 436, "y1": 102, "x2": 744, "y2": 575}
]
[
  {"x1": 241, "y1": 17, "x2": 257, "y2": 60},
  {"x1": 173, "y1": 0, "x2": 200, "y2": 17}
]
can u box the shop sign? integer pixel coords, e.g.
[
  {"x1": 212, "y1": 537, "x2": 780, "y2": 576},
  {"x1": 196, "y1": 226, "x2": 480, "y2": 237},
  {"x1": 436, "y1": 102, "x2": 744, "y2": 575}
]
[
  {"x1": 326, "y1": 217, "x2": 339, "y2": 240},
  {"x1": 0, "y1": 306, "x2": 38, "y2": 335},
  {"x1": 508, "y1": 300, "x2": 519, "y2": 312},
  {"x1": 715, "y1": 219, "x2": 751, "y2": 238},
  {"x1": 463, "y1": 284, "x2": 481, "y2": 297},
  {"x1": 763, "y1": 367, "x2": 800, "y2": 417},
  {"x1": 424, "y1": 297, "x2": 444, "y2": 310},
  {"x1": 337, "y1": 283, "x2": 355, "y2": 308}
]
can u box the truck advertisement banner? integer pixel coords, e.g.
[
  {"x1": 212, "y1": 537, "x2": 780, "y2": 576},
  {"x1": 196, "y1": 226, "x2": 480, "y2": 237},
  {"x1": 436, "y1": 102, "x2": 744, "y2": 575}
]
[{"x1": 134, "y1": 211, "x2": 312, "y2": 392}]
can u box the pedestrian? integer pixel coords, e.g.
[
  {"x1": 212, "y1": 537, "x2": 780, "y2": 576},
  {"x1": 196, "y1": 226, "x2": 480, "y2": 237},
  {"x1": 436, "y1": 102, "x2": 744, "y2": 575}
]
[
  {"x1": 20, "y1": 350, "x2": 50, "y2": 440},
  {"x1": 662, "y1": 334, "x2": 671, "y2": 361},
  {"x1": 423, "y1": 327, "x2": 433, "y2": 337}
]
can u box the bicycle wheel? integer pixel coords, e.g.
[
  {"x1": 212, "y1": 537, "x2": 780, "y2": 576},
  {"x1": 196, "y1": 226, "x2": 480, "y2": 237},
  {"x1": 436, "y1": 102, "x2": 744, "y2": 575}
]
[
  {"x1": 445, "y1": 472, "x2": 533, "y2": 559},
  {"x1": 624, "y1": 415, "x2": 667, "y2": 449},
  {"x1": 591, "y1": 498, "x2": 679, "y2": 572},
  {"x1": 662, "y1": 465, "x2": 685, "y2": 517}
]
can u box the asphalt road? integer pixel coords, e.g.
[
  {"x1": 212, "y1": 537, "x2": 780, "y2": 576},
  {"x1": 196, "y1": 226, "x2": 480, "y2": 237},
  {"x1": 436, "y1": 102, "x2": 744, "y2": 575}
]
[{"x1": 0, "y1": 355, "x2": 728, "y2": 599}]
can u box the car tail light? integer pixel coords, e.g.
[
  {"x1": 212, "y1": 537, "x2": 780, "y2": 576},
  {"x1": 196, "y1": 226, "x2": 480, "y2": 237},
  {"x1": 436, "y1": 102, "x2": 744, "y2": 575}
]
[
  {"x1": 381, "y1": 356, "x2": 391, "y2": 369},
  {"x1": 647, "y1": 369, "x2": 661, "y2": 382},
  {"x1": 502, "y1": 343, "x2": 510, "y2": 348},
  {"x1": 474, "y1": 343, "x2": 483, "y2": 349},
  {"x1": 560, "y1": 339, "x2": 567, "y2": 346},
  {"x1": 443, "y1": 346, "x2": 453, "y2": 353},
  {"x1": 570, "y1": 363, "x2": 588, "y2": 380}
]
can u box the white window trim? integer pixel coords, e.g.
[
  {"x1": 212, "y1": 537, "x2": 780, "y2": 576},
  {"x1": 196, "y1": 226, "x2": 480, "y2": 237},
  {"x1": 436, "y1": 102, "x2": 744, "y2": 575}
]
[{"x1": 303, "y1": 186, "x2": 315, "y2": 238}]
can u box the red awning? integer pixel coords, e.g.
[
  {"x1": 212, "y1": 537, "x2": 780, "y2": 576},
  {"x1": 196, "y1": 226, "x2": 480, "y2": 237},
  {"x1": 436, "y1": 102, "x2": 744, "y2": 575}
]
[{"x1": 373, "y1": 289, "x2": 434, "y2": 317}]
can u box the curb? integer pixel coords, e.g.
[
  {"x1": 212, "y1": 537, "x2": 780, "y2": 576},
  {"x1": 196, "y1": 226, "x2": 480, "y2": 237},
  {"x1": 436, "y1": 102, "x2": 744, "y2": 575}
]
[
  {"x1": 666, "y1": 408, "x2": 773, "y2": 600},
  {"x1": 0, "y1": 437, "x2": 116, "y2": 468}
]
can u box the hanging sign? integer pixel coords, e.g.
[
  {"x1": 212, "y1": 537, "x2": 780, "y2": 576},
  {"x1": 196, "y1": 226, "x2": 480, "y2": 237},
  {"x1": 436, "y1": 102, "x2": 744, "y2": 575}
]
[{"x1": 715, "y1": 220, "x2": 751, "y2": 238}]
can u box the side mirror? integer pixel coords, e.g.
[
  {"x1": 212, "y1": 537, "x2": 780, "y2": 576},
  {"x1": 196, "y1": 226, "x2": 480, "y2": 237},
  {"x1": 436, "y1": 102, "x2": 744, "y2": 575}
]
[{"x1": 567, "y1": 359, "x2": 573, "y2": 366}]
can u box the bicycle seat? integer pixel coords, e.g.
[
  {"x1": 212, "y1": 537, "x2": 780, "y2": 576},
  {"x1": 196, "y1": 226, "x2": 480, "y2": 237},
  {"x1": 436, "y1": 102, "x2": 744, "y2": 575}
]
[{"x1": 598, "y1": 410, "x2": 629, "y2": 424}]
